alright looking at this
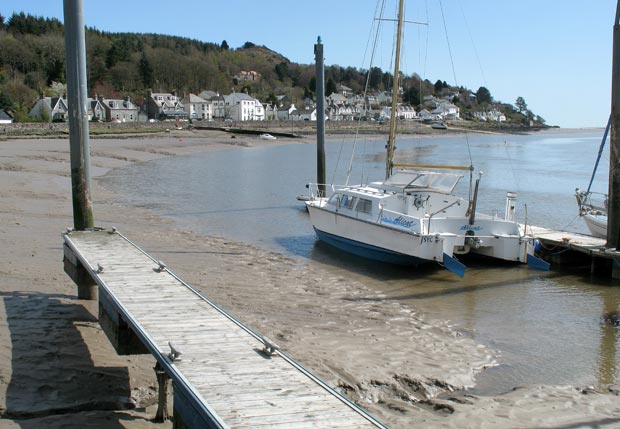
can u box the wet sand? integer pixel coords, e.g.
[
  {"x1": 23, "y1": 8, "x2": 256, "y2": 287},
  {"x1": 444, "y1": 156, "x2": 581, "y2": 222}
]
[{"x1": 0, "y1": 128, "x2": 618, "y2": 428}]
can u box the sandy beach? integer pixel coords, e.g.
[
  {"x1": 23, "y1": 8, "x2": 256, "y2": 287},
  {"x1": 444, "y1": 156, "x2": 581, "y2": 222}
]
[{"x1": 1, "y1": 128, "x2": 619, "y2": 428}]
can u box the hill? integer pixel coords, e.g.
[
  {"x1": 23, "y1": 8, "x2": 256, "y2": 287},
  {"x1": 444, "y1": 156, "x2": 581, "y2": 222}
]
[{"x1": 0, "y1": 11, "x2": 544, "y2": 126}]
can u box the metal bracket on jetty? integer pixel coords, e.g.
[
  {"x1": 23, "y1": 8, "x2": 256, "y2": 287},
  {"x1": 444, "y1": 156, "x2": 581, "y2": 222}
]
[{"x1": 62, "y1": 228, "x2": 387, "y2": 429}]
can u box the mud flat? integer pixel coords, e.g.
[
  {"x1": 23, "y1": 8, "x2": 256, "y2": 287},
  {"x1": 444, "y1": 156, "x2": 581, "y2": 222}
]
[{"x1": 0, "y1": 129, "x2": 618, "y2": 428}]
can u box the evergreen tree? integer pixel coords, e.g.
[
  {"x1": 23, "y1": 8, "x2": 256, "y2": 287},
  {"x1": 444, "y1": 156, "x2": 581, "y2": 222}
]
[
  {"x1": 515, "y1": 96, "x2": 528, "y2": 113},
  {"x1": 138, "y1": 52, "x2": 154, "y2": 88},
  {"x1": 476, "y1": 86, "x2": 492, "y2": 104},
  {"x1": 325, "y1": 78, "x2": 337, "y2": 96},
  {"x1": 403, "y1": 86, "x2": 420, "y2": 105},
  {"x1": 220, "y1": 40, "x2": 229, "y2": 51},
  {"x1": 368, "y1": 67, "x2": 382, "y2": 90}
]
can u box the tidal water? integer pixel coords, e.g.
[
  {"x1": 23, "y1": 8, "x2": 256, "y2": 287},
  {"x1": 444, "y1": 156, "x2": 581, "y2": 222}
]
[{"x1": 101, "y1": 130, "x2": 620, "y2": 395}]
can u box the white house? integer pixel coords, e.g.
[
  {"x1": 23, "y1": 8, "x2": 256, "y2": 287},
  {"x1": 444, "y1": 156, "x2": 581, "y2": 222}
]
[
  {"x1": 432, "y1": 101, "x2": 460, "y2": 120},
  {"x1": 290, "y1": 108, "x2": 317, "y2": 121},
  {"x1": 182, "y1": 93, "x2": 212, "y2": 120},
  {"x1": 223, "y1": 93, "x2": 264, "y2": 121},
  {"x1": 397, "y1": 104, "x2": 417, "y2": 120}
]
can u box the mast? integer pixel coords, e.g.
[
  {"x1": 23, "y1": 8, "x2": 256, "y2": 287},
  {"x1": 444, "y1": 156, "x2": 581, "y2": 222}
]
[
  {"x1": 608, "y1": 1, "x2": 620, "y2": 251},
  {"x1": 315, "y1": 36, "x2": 326, "y2": 197},
  {"x1": 385, "y1": 0, "x2": 405, "y2": 179}
]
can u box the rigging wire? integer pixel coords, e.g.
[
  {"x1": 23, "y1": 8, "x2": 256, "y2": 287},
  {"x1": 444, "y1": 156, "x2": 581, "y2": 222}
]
[
  {"x1": 344, "y1": 0, "x2": 388, "y2": 186},
  {"x1": 438, "y1": 0, "x2": 474, "y2": 199},
  {"x1": 336, "y1": 0, "x2": 384, "y2": 187},
  {"x1": 457, "y1": 1, "x2": 488, "y2": 89}
]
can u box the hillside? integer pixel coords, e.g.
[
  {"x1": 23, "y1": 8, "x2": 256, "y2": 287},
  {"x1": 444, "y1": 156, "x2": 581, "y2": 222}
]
[{"x1": 0, "y1": 11, "x2": 544, "y2": 126}]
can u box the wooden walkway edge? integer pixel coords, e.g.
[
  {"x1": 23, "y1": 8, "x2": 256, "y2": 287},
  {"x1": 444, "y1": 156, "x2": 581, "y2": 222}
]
[{"x1": 63, "y1": 228, "x2": 388, "y2": 429}]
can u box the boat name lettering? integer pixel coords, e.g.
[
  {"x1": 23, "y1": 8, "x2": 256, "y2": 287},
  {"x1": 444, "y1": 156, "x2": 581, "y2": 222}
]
[
  {"x1": 421, "y1": 236, "x2": 436, "y2": 244},
  {"x1": 382, "y1": 215, "x2": 416, "y2": 228},
  {"x1": 460, "y1": 225, "x2": 483, "y2": 231}
]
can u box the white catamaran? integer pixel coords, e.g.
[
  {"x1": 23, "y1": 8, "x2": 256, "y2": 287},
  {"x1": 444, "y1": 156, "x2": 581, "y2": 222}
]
[{"x1": 305, "y1": 0, "x2": 537, "y2": 276}]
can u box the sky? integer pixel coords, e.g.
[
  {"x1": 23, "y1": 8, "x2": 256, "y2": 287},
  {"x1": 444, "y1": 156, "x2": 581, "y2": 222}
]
[{"x1": 2, "y1": 0, "x2": 616, "y2": 128}]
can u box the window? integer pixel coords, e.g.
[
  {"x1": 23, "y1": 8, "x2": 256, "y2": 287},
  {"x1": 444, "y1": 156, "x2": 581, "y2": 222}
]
[
  {"x1": 327, "y1": 194, "x2": 341, "y2": 206},
  {"x1": 340, "y1": 194, "x2": 356, "y2": 209},
  {"x1": 355, "y1": 198, "x2": 372, "y2": 214}
]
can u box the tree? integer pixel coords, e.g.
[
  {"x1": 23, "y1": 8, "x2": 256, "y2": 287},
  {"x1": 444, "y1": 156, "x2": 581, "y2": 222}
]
[
  {"x1": 325, "y1": 78, "x2": 337, "y2": 96},
  {"x1": 308, "y1": 76, "x2": 316, "y2": 93},
  {"x1": 265, "y1": 92, "x2": 278, "y2": 106},
  {"x1": 476, "y1": 86, "x2": 492, "y2": 104},
  {"x1": 368, "y1": 67, "x2": 382, "y2": 90},
  {"x1": 515, "y1": 96, "x2": 528, "y2": 113},
  {"x1": 434, "y1": 79, "x2": 444, "y2": 95},
  {"x1": 402, "y1": 86, "x2": 420, "y2": 105},
  {"x1": 138, "y1": 52, "x2": 154, "y2": 88},
  {"x1": 275, "y1": 62, "x2": 289, "y2": 81},
  {"x1": 220, "y1": 40, "x2": 229, "y2": 51}
]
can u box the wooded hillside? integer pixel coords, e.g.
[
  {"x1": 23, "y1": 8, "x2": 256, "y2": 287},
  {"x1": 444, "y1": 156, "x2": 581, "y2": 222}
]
[{"x1": 0, "y1": 12, "x2": 543, "y2": 125}]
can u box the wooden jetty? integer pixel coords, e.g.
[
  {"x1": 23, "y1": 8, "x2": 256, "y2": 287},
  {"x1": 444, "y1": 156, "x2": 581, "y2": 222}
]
[
  {"x1": 527, "y1": 225, "x2": 620, "y2": 276},
  {"x1": 63, "y1": 228, "x2": 387, "y2": 429}
]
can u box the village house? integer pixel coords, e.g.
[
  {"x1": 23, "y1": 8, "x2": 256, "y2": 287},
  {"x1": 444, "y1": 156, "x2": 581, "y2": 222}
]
[
  {"x1": 0, "y1": 110, "x2": 13, "y2": 124},
  {"x1": 277, "y1": 104, "x2": 296, "y2": 120},
  {"x1": 290, "y1": 108, "x2": 317, "y2": 121},
  {"x1": 336, "y1": 84, "x2": 353, "y2": 97},
  {"x1": 262, "y1": 104, "x2": 278, "y2": 121},
  {"x1": 29, "y1": 95, "x2": 68, "y2": 122},
  {"x1": 146, "y1": 91, "x2": 188, "y2": 121},
  {"x1": 99, "y1": 96, "x2": 138, "y2": 122},
  {"x1": 181, "y1": 93, "x2": 212, "y2": 120},
  {"x1": 432, "y1": 101, "x2": 460, "y2": 120},
  {"x1": 87, "y1": 97, "x2": 106, "y2": 122},
  {"x1": 327, "y1": 93, "x2": 347, "y2": 106},
  {"x1": 472, "y1": 109, "x2": 506, "y2": 122},
  {"x1": 327, "y1": 104, "x2": 354, "y2": 121},
  {"x1": 233, "y1": 70, "x2": 261, "y2": 82},
  {"x1": 223, "y1": 92, "x2": 264, "y2": 121},
  {"x1": 199, "y1": 91, "x2": 226, "y2": 119}
]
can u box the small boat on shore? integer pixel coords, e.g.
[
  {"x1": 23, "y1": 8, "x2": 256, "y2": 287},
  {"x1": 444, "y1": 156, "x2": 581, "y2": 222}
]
[
  {"x1": 259, "y1": 133, "x2": 277, "y2": 140},
  {"x1": 431, "y1": 121, "x2": 448, "y2": 130}
]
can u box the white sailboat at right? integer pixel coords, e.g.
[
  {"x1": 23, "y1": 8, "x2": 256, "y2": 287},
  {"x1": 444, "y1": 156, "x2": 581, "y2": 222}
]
[
  {"x1": 305, "y1": 0, "x2": 543, "y2": 276},
  {"x1": 576, "y1": 117, "x2": 610, "y2": 238}
]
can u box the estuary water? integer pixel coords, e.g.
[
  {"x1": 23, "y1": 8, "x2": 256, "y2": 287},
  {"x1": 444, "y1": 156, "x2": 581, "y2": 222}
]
[{"x1": 100, "y1": 130, "x2": 620, "y2": 395}]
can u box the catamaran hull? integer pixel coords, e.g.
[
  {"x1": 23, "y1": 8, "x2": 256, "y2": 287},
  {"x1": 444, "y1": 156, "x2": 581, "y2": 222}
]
[{"x1": 307, "y1": 205, "x2": 449, "y2": 265}]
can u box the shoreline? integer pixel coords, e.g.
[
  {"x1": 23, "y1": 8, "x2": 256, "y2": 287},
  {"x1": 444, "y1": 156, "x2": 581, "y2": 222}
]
[{"x1": 1, "y1": 129, "x2": 618, "y2": 428}]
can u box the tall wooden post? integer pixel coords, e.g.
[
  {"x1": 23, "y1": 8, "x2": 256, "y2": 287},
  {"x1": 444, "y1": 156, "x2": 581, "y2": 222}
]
[
  {"x1": 315, "y1": 36, "x2": 326, "y2": 197},
  {"x1": 64, "y1": 0, "x2": 94, "y2": 230}
]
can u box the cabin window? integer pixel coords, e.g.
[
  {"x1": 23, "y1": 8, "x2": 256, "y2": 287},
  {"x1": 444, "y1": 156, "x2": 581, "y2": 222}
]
[
  {"x1": 340, "y1": 194, "x2": 356, "y2": 209},
  {"x1": 355, "y1": 198, "x2": 372, "y2": 214},
  {"x1": 327, "y1": 193, "x2": 341, "y2": 206}
]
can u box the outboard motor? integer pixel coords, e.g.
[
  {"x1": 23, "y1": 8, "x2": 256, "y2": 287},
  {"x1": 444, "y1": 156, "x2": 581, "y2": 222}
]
[{"x1": 505, "y1": 192, "x2": 517, "y2": 222}]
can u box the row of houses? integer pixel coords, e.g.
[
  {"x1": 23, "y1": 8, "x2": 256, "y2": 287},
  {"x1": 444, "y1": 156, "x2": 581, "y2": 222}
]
[
  {"x1": 27, "y1": 87, "x2": 497, "y2": 124},
  {"x1": 29, "y1": 94, "x2": 139, "y2": 123}
]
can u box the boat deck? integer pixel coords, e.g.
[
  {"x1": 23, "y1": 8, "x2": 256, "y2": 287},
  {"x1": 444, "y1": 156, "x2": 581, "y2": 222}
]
[{"x1": 63, "y1": 229, "x2": 386, "y2": 428}]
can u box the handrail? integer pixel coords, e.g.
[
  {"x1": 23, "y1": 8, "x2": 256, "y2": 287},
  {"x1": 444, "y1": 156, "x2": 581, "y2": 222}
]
[{"x1": 393, "y1": 163, "x2": 474, "y2": 171}]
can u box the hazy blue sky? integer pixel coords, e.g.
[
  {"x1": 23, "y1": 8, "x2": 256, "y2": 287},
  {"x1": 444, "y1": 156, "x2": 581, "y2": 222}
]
[{"x1": 3, "y1": 0, "x2": 616, "y2": 128}]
